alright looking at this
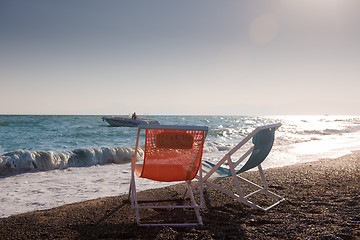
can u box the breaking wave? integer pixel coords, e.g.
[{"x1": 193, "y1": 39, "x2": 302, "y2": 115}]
[
  {"x1": 0, "y1": 146, "x2": 143, "y2": 177},
  {"x1": 300, "y1": 125, "x2": 360, "y2": 136}
]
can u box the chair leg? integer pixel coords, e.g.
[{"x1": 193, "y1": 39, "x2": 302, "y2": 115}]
[
  {"x1": 128, "y1": 173, "x2": 141, "y2": 224},
  {"x1": 185, "y1": 181, "x2": 203, "y2": 225},
  {"x1": 203, "y1": 170, "x2": 284, "y2": 211},
  {"x1": 128, "y1": 182, "x2": 132, "y2": 202},
  {"x1": 258, "y1": 165, "x2": 268, "y2": 189},
  {"x1": 131, "y1": 180, "x2": 204, "y2": 226},
  {"x1": 181, "y1": 183, "x2": 189, "y2": 199},
  {"x1": 236, "y1": 167, "x2": 284, "y2": 211}
]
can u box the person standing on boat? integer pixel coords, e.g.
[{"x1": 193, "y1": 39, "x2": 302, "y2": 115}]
[{"x1": 132, "y1": 112, "x2": 137, "y2": 120}]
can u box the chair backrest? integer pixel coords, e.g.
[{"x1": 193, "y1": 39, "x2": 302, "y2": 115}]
[
  {"x1": 138, "y1": 125, "x2": 207, "y2": 182},
  {"x1": 237, "y1": 127, "x2": 275, "y2": 173}
]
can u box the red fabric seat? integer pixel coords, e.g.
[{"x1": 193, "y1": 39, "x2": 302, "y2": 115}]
[{"x1": 129, "y1": 124, "x2": 208, "y2": 226}]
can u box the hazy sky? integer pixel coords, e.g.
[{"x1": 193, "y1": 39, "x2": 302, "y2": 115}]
[{"x1": 1, "y1": 0, "x2": 359, "y2": 115}]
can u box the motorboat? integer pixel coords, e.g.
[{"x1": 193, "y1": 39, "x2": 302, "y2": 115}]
[{"x1": 102, "y1": 116, "x2": 160, "y2": 127}]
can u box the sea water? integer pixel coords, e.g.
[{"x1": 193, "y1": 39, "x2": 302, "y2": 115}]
[{"x1": 1, "y1": 115, "x2": 360, "y2": 218}]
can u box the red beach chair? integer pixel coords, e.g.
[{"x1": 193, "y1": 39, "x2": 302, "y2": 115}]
[{"x1": 129, "y1": 124, "x2": 208, "y2": 226}]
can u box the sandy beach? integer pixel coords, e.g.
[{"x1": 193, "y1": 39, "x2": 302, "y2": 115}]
[{"x1": 1, "y1": 151, "x2": 359, "y2": 239}]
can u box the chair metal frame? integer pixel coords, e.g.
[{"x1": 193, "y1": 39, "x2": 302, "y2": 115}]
[
  {"x1": 129, "y1": 124, "x2": 208, "y2": 226},
  {"x1": 195, "y1": 123, "x2": 284, "y2": 211}
]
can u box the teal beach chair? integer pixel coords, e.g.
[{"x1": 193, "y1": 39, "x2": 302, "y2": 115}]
[{"x1": 199, "y1": 123, "x2": 284, "y2": 211}]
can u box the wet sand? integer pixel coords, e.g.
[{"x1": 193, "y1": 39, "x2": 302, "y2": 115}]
[{"x1": 1, "y1": 152, "x2": 359, "y2": 239}]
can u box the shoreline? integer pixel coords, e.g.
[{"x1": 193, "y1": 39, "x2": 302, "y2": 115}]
[{"x1": 1, "y1": 152, "x2": 359, "y2": 239}]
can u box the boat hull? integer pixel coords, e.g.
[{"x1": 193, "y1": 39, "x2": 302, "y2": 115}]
[{"x1": 102, "y1": 117, "x2": 160, "y2": 127}]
